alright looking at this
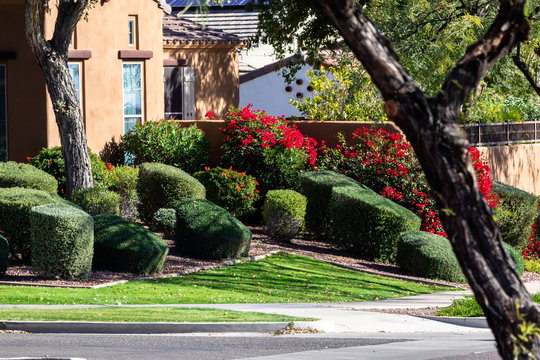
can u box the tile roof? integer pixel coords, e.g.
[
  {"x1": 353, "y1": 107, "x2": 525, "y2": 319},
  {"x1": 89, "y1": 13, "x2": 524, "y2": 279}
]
[
  {"x1": 163, "y1": 15, "x2": 249, "y2": 46},
  {"x1": 167, "y1": 0, "x2": 251, "y2": 7},
  {"x1": 175, "y1": 9, "x2": 259, "y2": 39}
]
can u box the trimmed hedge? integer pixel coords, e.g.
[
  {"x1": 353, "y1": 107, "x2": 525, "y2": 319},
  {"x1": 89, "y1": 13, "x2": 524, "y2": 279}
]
[
  {"x1": 397, "y1": 231, "x2": 524, "y2": 283},
  {"x1": 0, "y1": 235, "x2": 7, "y2": 276},
  {"x1": 299, "y1": 170, "x2": 367, "y2": 238},
  {"x1": 30, "y1": 203, "x2": 94, "y2": 280},
  {"x1": 263, "y1": 189, "x2": 307, "y2": 243},
  {"x1": 0, "y1": 187, "x2": 65, "y2": 262},
  {"x1": 137, "y1": 163, "x2": 206, "y2": 221},
  {"x1": 0, "y1": 161, "x2": 58, "y2": 194},
  {"x1": 493, "y1": 181, "x2": 539, "y2": 251},
  {"x1": 329, "y1": 186, "x2": 421, "y2": 263},
  {"x1": 71, "y1": 187, "x2": 121, "y2": 216},
  {"x1": 175, "y1": 199, "x2": 251, "y2": 260},
  {"x1": 93, "y1": 215, "x2": 169, "y2": 275},
  {"x1": 396, "y1": 231, "x2": 466, "y2": 283}
]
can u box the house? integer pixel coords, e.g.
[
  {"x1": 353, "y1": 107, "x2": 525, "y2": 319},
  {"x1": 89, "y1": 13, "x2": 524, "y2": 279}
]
[{"x1": 0, "y1": 0, "x2": 245, "y2": 162}]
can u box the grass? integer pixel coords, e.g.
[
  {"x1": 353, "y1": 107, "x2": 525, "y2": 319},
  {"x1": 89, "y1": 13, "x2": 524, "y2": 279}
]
[
  {"x1": 0, "y1": 307, "x2": 313, "y2": 323},
  {"x1": 436, "y1": 293, "x2": 540, "y2": 317},
  {"x1": 0, "y1": 252, "x2": 452, "y2": 305}
]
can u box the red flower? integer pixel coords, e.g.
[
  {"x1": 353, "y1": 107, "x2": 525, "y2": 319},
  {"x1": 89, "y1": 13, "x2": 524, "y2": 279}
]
[{"x1": 205, "y1": 111, "x2": 214, "y2": 119}]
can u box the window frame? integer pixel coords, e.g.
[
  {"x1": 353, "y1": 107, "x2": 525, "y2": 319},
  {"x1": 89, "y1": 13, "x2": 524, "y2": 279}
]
[
  {"x1": 122, "y1": 62, "x2": 144, "y2": 134},
  {"x1": 128, "y1": 17, "x2": 137, "y2": 47}
]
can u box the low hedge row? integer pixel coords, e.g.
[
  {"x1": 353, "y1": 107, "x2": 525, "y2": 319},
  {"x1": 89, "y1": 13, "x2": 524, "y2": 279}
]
[
  {"x1": 71, "y1": 187, "x2": 121, "y2": 216},
  {"x1": 0, "y1": 162, "x2": 58, "y2": 194}
]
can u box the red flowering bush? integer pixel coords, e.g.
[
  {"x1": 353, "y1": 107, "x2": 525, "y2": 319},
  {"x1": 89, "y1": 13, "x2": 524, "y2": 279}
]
[
  {"x1": 316, "y1": 127, "x2": 498, "y2": 236},
  {"x1": 193, "y1": 166, "x2": 259, "y2": 217},
  {"x1": 524, "y1": 202, "x2": 540, "y2": 259},
  {"x1": 218, "y1": 105, "x2": 317, "y2": 193}
]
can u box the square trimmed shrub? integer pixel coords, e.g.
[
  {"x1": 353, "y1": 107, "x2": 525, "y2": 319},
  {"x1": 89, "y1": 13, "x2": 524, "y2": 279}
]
[
  {"x1": 329, "y1": 185, "x2": 420, "y2": 263},
  {"x1": 137, "y1": 163, "x2": 206, "y2": 222},
  {"x1": 0, "y1": 161, "x2": 58, "y2": 194},
  {"x1": 30, "y1": 203, "x2": 94, "y2": 280},
  {"x1": 0, "y1": 187, "x2": 66, "y2": 263},
  {"x1": 175, "y1": 199, "x2": 252, "y2": 260},
  {"x1": 0, "y1": 235, "x2": 8, "y2": 276},
  {"x1": 71, "y1": 187, "x2": 121, "y2": 216},
  {"x1": 93, "y1": 215, "x2": 169, "y2": 275},
  {"x1": 299, "y1": 170, "x2": 368, "y2": 238},
  {"x1": 263, "y1": 189, "x2": 306, "y2": 243},
  {"x1": 493, "y1": 181, "x2": 539, "y2": 251}
]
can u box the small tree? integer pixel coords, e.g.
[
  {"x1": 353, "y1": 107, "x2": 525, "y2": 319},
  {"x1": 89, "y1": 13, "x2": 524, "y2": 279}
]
[{"x1": 25, "y1": 0, "x2": 94, "y2": 197}]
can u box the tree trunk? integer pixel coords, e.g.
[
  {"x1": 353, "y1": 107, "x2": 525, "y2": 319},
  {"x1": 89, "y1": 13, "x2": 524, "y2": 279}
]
[
  {"x1": 309, "y1": 0, "x2": 540, "y2": 358},
  {"x1": 24, "y1": 0, "x2": 93, "y2": 198}
]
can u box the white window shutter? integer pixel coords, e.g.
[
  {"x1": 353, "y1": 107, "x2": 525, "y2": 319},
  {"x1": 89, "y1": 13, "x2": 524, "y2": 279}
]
[{"x1": 182, "y1": 67, "x2": 195, "y2": 120}]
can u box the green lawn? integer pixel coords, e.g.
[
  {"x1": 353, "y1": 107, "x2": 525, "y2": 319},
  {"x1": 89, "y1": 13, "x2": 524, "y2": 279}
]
[
  {"x1": 437, "y1": 293, "x2": 540, "y2": 317},
  {"x1": 0, "y1": 307, "x2": 312, "y2": 323},
  {"x1": 0, "y1": 252, "x2": 452, "y2": 305}
]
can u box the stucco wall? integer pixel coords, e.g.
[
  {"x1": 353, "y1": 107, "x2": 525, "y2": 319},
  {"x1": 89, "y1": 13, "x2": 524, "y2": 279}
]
[
  {"x1": 165, "y1": 45, "x2": 239, "y2": 119},
  {"x1": 0, "y1": 0, "x2": 48, "y2": 162},
  {"x1": 44, "y1": 0, "x2": 166, "y2": 154}
]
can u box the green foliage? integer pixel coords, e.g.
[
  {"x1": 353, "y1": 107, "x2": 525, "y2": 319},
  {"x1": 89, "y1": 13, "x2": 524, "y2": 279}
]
[
  {"x1": 104, "y1": 165, "x2": 139, "y2": 219},
  {"x1": 396, "y1": 231, "x2": 467, "y2": 283},
  {"x1": 0, "y1": 161, "x2": 58, "y2": 194},
  {"x1": 193, "y1": 167, "x2": 259, "y2": 217},
  {"x1": 152, "y1": 208, "x2": 176, "y2": 239},
  {"x1": 436, "y1": 295, "x2": 483, "y2": 317},
  {"x1": 175, "y1": 199, "x2": 252, "y2": 260},
  {"x1": 0, "y1": 235, "x2": 7, "y2": 276},
  {"x1": 30, "y1": 203, "x2": 94, "y2": 280},
  {"x1": 0, "y1": 187, "x2": 65, "y2": 262},
  {"x1": 329, "y1": 186, "x2": 421, "y2": 263},
  {"x1": 299, "y1": 170, "x2": 365, "y2": 239},
  {"x1": 121, "y1": 121, "x2": 209, "y2": 174},
  {"x1": 291, "y1": 64, "x2": 386, "y2": 122},
  {"x1": 93, "y1": 215, "x2": 169, "y2": 275},
  {"x1": 136, "y1": 163, "x2": 206, "y2": 222},
  {"x1": 71, "y1": 187, "x2": 121, "y2": 216},
  {"x1": 463, "y1": 92, "x2": 540, "y2": 124},
  {"x1": 525, "y1": 259, "x2": 540, "y2": 274},
  {"x1": 263, "y1": 190, "x2": 307, "y2": 243},
  {"x1": 493, "y1": 181, "x2": 538, "y2": 251},
  {"x1": 28, "y1": 146, "x2": 107, "y2": 196},
  {"x1": 504, "y1": 242, "x2": 525, "y2": 277}
]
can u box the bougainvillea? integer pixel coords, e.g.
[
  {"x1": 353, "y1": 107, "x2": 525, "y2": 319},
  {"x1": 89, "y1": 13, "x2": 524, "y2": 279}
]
[
  {"x1": 217, "y1": 105, "x2": 317, "y2": 193},
  {"x1": 316, "y1": 127, "x2": 498, "y2": 236}
]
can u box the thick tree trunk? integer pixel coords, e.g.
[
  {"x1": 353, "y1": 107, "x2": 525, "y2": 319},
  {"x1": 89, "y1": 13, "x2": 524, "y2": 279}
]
[
  {"x1": 309, "y1": 0, "x2": 540, "y2": 358},
  {"x1": 24, "y1": 0, "x2": 93, "y2": 198}
]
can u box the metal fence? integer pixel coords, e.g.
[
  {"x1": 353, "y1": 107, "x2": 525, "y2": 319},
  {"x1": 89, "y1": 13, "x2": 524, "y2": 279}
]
[{"x1": 460, "y1": 120, "x2": 540, "y2": 146}]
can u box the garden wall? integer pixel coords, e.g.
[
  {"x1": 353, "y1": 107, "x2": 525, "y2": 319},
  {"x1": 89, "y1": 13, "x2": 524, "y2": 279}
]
[{"x1": 177, "y1": 120, "x2": 539, "y2": 196}]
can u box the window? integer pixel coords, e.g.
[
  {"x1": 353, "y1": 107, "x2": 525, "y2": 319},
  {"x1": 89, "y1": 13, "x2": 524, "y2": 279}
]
[
  {"x1": 128, "y1": 17, "x2": 137, "y2": 47},
  {"x1": 68, "y1": 62, "x2": 82, "y2": 106},
  {"x1": 0, "y1": 65, "x2": 6, "y2": 161},
  {"x1": 163, "y1": 66, "x2": 195, "y2": 120},
  {"x1": 123, "y1": 63, "x2": 143, "y2": 133}
]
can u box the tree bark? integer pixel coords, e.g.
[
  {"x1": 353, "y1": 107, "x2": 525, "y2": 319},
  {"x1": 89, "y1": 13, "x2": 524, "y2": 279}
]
[
  {"x1": 309, "y1": 0, "x2": 540, "y2": 358},
  {"x1": 24, "y1": 0, "x2": 93, "y2": 198}
]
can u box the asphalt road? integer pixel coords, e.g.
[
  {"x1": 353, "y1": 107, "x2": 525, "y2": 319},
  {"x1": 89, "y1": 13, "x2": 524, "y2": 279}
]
[{"x1": 0, "y1": 333, "x2": 405, "y2": 360}]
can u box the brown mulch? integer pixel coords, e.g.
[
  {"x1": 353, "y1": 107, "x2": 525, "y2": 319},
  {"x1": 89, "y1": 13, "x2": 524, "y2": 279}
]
[{"x1": 2, "y1": 225, "x2": 539, "y2": 294}]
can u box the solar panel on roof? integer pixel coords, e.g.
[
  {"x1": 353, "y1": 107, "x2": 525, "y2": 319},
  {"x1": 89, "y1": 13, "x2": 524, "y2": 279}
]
[{"x1": 167, "y1": 0, "x2": 250, "y2": 7}]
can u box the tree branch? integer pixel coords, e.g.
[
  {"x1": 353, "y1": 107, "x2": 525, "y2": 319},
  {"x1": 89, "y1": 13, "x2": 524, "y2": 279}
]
[
  {"x1": 52, "y1": 0, "x2": 89, "y2": 56},
  {"x1": 513, "y1": 44, "x2": 540, "y2": 97},
  {"x1": 24, "y1": 0, "x2": 49, "y2": 59}
]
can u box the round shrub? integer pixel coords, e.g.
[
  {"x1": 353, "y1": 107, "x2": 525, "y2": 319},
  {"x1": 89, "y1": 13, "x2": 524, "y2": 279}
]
[
  {"x1": 71, "y1": 187, "x2": 121, "y2": 216},
  {"x1": 152, "y1": 208, "x2": 176, "y2": 238},
  {"x1": 28, "y1": 146, "x2": 107, "y2": 196},
  {"x1": 0, "y1": 187, "x2": 65, "y2": 263},
  {"x1": 30, "y1": 203, "x2": 94, "y2": 280},
  {"x1": 193, "y1": 167, "x2": 259, "y2": 217},
  {"x1": 0, "y1": 161, "x2": 57, "y2": 193},
  {"x1": 0, "y1": 235, "x2": 8, "y2": 276},
  {"x1": 263, "y1": 190, "x2": 306, "y2": 242},
  {"x1": 175, "y1": 199, "x2": 252, "y2": 260},
  {"x1": 104, "y1": 165, "x2": 139, "y2": 219},
  {"x1": 137, "y1": 163, "x2": 206, "y2": 222},
  {"x1": 93, "y1": 215, "x2": 169, "y2": 275},
  {"x1": 121, "y1": 121, "x2": 209, "y2": 174}
]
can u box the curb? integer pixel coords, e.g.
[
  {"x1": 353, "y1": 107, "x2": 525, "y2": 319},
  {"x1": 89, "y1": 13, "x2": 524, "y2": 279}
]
[
  {"x1": 417, "y1": 315, "x2": 489, "y2": 328},
  {"x1": 1, "y1": 320, "x2": 295, "y2": 334}
]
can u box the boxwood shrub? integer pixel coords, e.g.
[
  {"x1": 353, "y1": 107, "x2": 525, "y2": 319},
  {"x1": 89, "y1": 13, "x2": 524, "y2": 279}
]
[
  {"x1": 397, "y1": 231, "x2": 524, "y2": 283},
  {"x1": 493, "y1": 181, "x2": 539, "y2": 251},
  {"x1": 299, "y1": 170, "x2": 367, "y2": 238},
  {"x1": 71, "y1": 187, "x2": 121, "y2": 216},
  {"x1": 175, "y1": 199, "x2": 251, "y2": 260},
  {"x1": 30, "y1": 203, "x2": 94, "y2": 280},
  {"x1": 0, "y1": 235, "x2": 8, "y2": 276},
  {"x1": 0, "y1": 187, "x2": 65, "y2": 262},
  {"x1": 263, "y1": 189, "x2": 306, "y2": 243},
  {"x1": 137, "y1": 163, "x2": 206, "y2": 222},
  {"x1": 93, "y1": 215, "x2": 169, "y2": 275},
  {"x1": 0, "y1": 161, "x2": 58, "y2": 193},
  {"x1": 329, "y1": 186, "x2": 420, "y2": 263},
  {"x1": 152, "y1": 208, "x2": 176, "y2": 239}
]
